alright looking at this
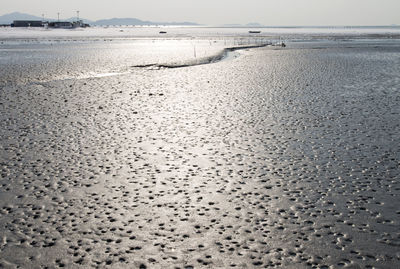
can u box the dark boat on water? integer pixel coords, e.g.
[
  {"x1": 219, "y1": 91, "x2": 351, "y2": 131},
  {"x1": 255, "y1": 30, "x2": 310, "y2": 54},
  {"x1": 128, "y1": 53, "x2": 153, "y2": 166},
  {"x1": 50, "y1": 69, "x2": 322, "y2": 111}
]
[
  {"x1": 159, "y1": 31, "x2": 167, "y2": 34},
  {"x1": 249, "y1": 31, "x2": 261, "y2": 33}
]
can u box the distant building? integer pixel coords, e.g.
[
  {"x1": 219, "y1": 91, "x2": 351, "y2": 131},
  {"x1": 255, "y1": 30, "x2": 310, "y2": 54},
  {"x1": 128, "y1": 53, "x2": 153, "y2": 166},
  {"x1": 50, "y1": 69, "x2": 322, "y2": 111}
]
[
  {"x1": 48, "y1": 20, "x2": 89, "y2": 29},
  {"x1": 10, "y1": 20, "x2": 89, "y2": 28},
  {"x1": 12, "y1": 20, "x2": 44, "y2": 27},
  {"x1": 48, "y1": 21, "x2": 73, "y2": 28}
]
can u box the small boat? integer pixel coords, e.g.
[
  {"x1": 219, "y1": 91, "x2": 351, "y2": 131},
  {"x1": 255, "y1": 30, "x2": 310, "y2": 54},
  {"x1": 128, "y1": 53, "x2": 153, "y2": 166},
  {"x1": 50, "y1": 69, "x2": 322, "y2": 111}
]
[
  {"x1": 249, "y1": 31, "x2": 261, "y2": 34},
  {"x1": 159, "y1": 31, "x2": 167, "y2": 34}
]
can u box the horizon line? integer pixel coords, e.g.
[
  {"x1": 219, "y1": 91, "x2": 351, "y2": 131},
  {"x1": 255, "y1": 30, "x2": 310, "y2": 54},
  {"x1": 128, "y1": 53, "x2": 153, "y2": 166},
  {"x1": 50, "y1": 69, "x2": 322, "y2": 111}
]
[{"x1": 1, "y1": 11, "x2": 399, "y2": 28}]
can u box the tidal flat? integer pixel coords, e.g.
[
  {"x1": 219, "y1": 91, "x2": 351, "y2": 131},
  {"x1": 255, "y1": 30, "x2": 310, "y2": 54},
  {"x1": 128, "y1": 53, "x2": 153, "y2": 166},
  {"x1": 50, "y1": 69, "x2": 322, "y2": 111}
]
[{"x1": 0, "y1": 28, "x2": 400, "y2": 268}]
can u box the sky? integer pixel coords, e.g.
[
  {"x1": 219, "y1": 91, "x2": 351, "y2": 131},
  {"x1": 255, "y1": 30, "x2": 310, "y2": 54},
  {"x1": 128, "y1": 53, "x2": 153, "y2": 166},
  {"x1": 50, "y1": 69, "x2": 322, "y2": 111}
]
[{"x1": 2, "y1": 0, "x2": 400, "y2": 26}]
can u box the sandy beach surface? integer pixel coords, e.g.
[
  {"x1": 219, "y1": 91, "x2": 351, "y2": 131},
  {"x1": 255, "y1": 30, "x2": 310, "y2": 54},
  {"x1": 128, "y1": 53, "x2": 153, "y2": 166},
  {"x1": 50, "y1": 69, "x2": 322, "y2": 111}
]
[{"x1": 0, "y1": 28, "x2": 400, "y2": 268}]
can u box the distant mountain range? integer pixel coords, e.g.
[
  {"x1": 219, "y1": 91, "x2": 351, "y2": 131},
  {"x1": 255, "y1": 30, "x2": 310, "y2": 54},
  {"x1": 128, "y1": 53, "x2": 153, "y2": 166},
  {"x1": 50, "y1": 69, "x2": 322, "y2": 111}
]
[
  {"x1": 0, "y1": 12, "x2": 199, "y2": 26},
  {"x1": 93, "y1": 17, "x2": 198, "y2": 26}
]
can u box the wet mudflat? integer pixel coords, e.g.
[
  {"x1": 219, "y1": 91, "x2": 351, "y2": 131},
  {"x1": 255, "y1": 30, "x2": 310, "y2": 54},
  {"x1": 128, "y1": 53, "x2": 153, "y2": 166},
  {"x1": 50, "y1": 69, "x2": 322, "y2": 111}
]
[{"x1": 0, "y1": 40, "x2": 400, "y2": 268}]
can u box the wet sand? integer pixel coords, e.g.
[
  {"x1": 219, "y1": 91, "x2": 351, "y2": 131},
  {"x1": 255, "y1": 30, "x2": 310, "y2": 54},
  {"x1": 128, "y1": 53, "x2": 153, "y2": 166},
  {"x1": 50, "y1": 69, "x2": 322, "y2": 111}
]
[{"x1": 0, "y1": 41, "x2": 400, "y2": 268}]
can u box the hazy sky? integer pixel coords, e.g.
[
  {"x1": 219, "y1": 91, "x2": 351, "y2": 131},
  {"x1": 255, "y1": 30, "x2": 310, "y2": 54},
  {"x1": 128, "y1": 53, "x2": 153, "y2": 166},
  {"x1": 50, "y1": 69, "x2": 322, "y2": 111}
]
[{"x1": 2, "y1": 0, "x2": 400, "y2": 26}]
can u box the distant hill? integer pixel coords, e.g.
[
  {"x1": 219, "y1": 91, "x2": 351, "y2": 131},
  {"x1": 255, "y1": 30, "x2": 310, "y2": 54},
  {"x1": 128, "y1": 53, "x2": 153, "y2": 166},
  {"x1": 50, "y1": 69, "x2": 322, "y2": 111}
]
[
  {"x1": 93, "y1": 18, "x2": 152, "y2": 26},
  {"x1": 0, "y1": 12, "x2": 199, "y2": 26},
  {"x1": 0, "y1": 12, "x2": 93, "y2": 24},
  {"x1": 0, "y1": 12, "x2": 43, "y2": 24},
  {"x1": 92, "y1": 17, "x2": 199, "y2": 26}
]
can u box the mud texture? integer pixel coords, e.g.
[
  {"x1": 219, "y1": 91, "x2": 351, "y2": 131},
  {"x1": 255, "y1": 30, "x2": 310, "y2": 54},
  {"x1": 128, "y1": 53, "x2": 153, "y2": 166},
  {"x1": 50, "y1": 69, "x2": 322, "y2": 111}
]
[{"x1": 0, "y1": 41, "x2": 400, "y2": 268}]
